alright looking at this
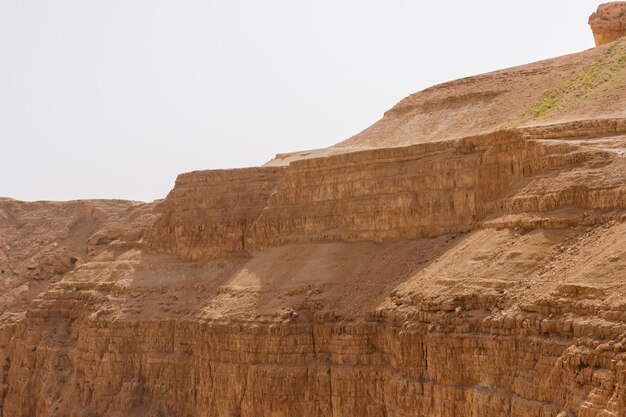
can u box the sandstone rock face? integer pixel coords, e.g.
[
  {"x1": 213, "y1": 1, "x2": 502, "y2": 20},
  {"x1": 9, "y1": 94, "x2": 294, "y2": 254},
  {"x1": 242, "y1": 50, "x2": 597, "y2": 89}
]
[
  {"x1": 147, "y1": 167, "x2": 285, "y2": 260},
  {"x1": 590, "y1": 2, "x2": 626, "y2": 46},
  {"x1": 2, "y1": 118, "x2": 626, "y2": 417},
  {"x1": 149, "y1": 121, "x2": 626, "y2": 261},
  {"x1": 1, "y1": 13, "x2": 626, "y2": 417}
]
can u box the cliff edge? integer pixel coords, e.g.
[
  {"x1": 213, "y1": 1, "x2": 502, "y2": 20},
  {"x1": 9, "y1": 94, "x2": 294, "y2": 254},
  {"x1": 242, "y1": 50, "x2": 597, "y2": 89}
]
[{"x1": 1, "y1": 4, "x2": 626, "y2": 417}]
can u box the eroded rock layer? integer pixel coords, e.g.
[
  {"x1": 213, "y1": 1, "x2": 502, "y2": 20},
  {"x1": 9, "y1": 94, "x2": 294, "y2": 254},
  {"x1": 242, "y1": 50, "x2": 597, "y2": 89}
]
[
  {"x1": 149, "y1": 120, "x2": 626, "y2": 260},
  {"x1": 1, "y1": 118, "x2": 626, "y2": 417},
  {"x1": 2, "y1": 27, "x2": 626, "y2": 417}
]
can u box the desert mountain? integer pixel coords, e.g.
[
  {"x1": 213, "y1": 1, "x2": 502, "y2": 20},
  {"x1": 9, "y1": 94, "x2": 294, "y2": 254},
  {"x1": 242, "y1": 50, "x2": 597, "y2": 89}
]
[{"x1": 1, "y1": 3, "x2": 625, "y2": 417}]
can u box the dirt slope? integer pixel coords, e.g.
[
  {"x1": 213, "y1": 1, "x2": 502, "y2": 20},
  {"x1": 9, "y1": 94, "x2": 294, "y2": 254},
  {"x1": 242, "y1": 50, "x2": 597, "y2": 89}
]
[{"x1": 267, "y1": 37, "x2": 626, "y2": 166}]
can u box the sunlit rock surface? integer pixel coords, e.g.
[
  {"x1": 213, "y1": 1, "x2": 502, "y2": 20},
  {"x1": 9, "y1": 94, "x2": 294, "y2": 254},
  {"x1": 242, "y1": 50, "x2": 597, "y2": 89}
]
[{"x1": 1, "y1": 8, "x2": 626, "y2": 417}]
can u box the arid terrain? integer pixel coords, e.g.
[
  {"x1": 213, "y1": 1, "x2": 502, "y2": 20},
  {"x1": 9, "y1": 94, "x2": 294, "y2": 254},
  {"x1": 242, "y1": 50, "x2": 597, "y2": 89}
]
[{"x1": 1, "y1": 3, "x2": 626, "y2": 417}]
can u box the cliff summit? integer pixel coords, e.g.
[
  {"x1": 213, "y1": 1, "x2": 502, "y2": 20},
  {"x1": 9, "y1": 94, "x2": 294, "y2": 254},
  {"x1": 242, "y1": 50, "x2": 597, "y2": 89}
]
[{"x1": 589, "y1": 1, "x2": 626, "y2": 45}]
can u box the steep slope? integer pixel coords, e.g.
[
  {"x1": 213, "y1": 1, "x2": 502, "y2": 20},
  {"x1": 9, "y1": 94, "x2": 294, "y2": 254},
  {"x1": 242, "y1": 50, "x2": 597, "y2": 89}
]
[
  {"x1": 267, "y1": 37, "x2": 626, "y2": 166},
  {"x1": 0, "y1": 197, "x2": 154, "y2": 329},
  {"x1": 2, "y1": 120, "x2": 625, "y2": 417},
  {"x1": 0, "y1": 198, "x2": 156, "y2": 415},
  {"x1": 1, "y1": 11, "x2": 626, "y2": 417}
]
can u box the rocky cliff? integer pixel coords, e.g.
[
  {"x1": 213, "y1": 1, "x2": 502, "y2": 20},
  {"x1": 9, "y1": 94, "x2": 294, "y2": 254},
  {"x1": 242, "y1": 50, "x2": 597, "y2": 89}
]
[
  {"x1": 1, "y1": 7, "x2": 626, "y2": 417},
  {"x1": 590, "y1": 2, "x2": 626, "y2": 46}
]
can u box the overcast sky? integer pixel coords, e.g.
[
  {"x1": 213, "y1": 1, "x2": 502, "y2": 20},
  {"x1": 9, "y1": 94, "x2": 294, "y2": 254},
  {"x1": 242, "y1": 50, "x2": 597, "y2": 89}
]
[{"x1": 0, "y1": 0, "x2": 603, "y2": 202}]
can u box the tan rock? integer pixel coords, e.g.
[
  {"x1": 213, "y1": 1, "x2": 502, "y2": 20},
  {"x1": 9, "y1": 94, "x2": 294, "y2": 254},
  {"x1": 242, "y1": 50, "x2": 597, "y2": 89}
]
[
  {"x1": 1, "y1": 7, "x2": 626, "y2": 417},
  {"x1": 589, "y1": 2, "x2": 626, "y2": 46}
]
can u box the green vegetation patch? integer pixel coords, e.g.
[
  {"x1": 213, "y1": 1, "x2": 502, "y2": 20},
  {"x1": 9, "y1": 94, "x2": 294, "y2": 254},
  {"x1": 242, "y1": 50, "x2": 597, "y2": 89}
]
[
  {"x1": 527, "y1": 39, "x2": 626, "y2": 118},
  {"x1": 530, "y1": 97, "x2": 557, "y2": 117}
]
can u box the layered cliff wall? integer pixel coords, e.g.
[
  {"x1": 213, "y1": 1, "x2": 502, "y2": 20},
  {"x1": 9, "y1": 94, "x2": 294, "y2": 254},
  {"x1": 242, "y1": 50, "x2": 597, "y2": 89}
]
[
  {"x1": 148, "y1": 119, "x2": 626, "y2": 260},
  {"x1": 147, "y1": 167, "x2": 285, "y2": 260},
  {"x1": 1, "y1": 13, "x2": 626, "y2": 417},
  {"x1": 0, "y1": 198, "x2": 155, "y2": 417},
  {"x1": 3, "y1": 212, "x2": 626, "y2": 417},
  {"x1": 2, "y1": 117, "x2": 625, "y2": 417}
]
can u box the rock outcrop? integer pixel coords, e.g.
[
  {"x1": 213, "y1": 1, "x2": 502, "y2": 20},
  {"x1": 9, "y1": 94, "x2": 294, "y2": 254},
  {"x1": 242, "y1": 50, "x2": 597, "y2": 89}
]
[
  {"x1": 2, "y1": 117, "x2": 625, "y2": 417},
  {"x1": 149, "y1": 121, "x2": 626, "y2": 261},
  {"x1": 1, "y1": 5, "x2": 626, "y2": 417},
  {"x1": 590, "y1": 2, "x2": 626, "y2": 46}
]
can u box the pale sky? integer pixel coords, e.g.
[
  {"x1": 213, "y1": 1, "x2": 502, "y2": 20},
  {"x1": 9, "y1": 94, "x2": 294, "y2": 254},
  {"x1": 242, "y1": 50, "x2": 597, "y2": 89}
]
[{"x1": 0, "y1": 1, "x2": 602, "y2": 202}]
